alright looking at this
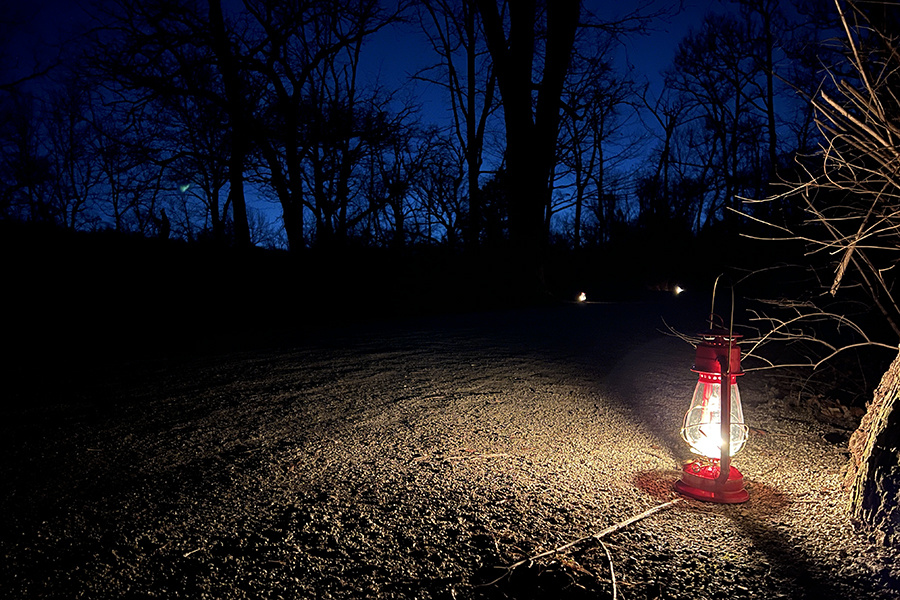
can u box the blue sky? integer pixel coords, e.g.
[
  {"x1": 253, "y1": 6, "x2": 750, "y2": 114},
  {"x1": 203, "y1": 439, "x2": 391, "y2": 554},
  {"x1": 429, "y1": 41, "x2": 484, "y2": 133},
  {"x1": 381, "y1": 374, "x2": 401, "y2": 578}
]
[
  {"x1": 8, "y1": 0, "x2": 721, "y2": 123},
  {"x1": 355, "y1": 0, "x2": 723, "y2": 125}
]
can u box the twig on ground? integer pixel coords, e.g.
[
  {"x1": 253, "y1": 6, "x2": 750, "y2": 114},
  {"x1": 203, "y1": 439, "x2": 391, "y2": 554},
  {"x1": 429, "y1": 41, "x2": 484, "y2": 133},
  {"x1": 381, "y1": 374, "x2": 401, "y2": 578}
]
[
  {"x1": 599, "y1": 539, "x2": 618, "y2": 600},
  {"x1": 481, "y1": 498, "x2": 682, "y2": 586},
  {"x1": 413, "y1": 452, "x2": 512, "y2": 464},
  {"x1": 444, "y1": 453, "x2": 510, "y2": 462}
]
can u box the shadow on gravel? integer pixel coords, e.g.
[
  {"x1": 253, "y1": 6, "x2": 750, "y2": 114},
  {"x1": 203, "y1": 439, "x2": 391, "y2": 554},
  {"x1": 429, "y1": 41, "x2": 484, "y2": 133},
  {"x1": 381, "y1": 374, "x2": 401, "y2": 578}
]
[
  {"x1": 729, "y1": 509, "x2": 896, "y2": 599},
  {"x1": 472, "y1": 562, "x2": 614, "y2": 600},
  {"x1": 631, "y1": 469, "x2": 892, "y2": 600}
]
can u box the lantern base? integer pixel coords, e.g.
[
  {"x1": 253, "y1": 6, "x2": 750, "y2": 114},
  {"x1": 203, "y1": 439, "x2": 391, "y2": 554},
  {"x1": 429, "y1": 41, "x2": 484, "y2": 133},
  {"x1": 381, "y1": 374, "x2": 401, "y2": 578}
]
[{"x1": 674, "y1": 460, "x2": 749, "y2": 504}]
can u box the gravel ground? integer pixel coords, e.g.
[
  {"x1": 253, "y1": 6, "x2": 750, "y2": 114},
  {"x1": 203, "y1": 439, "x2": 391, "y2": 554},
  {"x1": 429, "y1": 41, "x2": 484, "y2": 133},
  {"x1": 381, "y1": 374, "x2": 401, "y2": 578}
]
[{"x1": 2, "y1": 298, "x2": 899, "y2": 599}]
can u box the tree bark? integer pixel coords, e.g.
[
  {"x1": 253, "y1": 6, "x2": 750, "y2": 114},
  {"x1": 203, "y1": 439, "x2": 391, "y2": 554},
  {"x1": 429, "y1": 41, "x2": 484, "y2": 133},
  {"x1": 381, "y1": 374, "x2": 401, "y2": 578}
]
[{"x1": 847, "y1": 347, "x2": 900, "y2": 545}]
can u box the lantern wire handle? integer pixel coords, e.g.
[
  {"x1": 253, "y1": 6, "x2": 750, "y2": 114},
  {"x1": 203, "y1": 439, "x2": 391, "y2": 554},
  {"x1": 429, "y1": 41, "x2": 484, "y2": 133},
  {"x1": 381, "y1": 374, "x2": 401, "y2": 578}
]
[{"x1": 708, "y1": 273, "x2": 736, "y2": 337}]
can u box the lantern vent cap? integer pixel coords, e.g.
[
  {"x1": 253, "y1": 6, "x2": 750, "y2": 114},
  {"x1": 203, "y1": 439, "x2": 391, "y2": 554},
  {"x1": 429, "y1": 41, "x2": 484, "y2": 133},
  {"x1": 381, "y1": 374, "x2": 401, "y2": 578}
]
[{"x1": 693, "y1": 328, "x2": 743, "y2": 375}]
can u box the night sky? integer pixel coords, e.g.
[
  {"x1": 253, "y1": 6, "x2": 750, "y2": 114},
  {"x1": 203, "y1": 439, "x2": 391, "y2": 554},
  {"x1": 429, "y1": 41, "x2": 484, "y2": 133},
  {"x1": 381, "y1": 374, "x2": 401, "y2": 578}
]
[{"x1": 7, "y1": 0, "x2": 722, "y2": 122}]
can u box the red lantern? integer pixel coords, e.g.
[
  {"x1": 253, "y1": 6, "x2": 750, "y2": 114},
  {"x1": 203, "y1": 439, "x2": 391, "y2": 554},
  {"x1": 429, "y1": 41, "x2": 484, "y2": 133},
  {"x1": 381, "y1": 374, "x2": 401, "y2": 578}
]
[{"x1": 674, "y1": 329, "x2": 750, "y2": 503}]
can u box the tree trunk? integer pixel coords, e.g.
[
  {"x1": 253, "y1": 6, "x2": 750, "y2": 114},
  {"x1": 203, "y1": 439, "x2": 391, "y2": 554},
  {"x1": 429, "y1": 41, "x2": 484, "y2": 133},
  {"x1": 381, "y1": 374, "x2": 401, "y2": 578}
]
[
  {"x1": 226, "y1": 134, "x2": 251, "y2": 246},
  {"x1": 847, "y1": 347, "x2": 900, "y2": 545},
  {"x1": 284, "y1": 123, "x2": 306, "y2": 252},
  {"x1": 209, "y1": 0, "x2": 251, "y2": 248},
  {"x1": 282, "y1": 195, "x2": 305, "y2": 252},
  {"x1": 763, "y1": 7, "x2": 777, "y2": 176},
  {"x1": 464, "y1": 1, "x2": 481, "y2": 250}
]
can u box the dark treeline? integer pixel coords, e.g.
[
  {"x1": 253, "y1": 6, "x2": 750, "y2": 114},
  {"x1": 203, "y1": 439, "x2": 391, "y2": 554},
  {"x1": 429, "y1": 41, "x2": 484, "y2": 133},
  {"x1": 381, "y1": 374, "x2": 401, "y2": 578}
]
[{"x1": 0, "y1": 0, "x2": 851, "y2": 301}]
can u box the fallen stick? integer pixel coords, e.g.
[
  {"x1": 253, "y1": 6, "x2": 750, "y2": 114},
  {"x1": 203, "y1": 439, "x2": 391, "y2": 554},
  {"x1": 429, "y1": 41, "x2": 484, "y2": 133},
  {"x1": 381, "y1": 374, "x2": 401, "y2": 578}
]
[
  {"x1": 483, "y1": 498, "x2": 682, "y2": 586},
  {"x1": 413, "y1": 452, "x2": 512, "y2": 464},
  {"x1": 598, "y1": 539, "x2": 618, "y2": 600},
  {"x1": 445, "y1": 453, "x2": 510, "y2": 461}
]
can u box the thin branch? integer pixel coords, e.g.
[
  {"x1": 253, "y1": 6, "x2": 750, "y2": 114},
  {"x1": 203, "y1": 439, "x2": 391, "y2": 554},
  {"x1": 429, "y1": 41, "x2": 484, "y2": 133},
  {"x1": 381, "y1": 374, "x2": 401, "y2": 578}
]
[
  {"x1": 482, "y1": 499, "x2": 681, "y2": 587},
  {"x1": 818, "y1": 91, "x2": 890, "y2": 150},
  {"x1": 744, "y1": 341, "x2": 898, "y2": 372},
  {"x1": 600, "y1": 539, "x2": 618, "y2": 600}
]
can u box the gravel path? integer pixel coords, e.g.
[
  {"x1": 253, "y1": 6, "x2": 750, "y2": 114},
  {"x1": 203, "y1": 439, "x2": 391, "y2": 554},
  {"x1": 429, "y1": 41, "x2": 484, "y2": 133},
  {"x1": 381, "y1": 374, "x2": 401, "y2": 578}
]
[{"x1": 2, "y1": 299, "x2": 898, "y2": 599}]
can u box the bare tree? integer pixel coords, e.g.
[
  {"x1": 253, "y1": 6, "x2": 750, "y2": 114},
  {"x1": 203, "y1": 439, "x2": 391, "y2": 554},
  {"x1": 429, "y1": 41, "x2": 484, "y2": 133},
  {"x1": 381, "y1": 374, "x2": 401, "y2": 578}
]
[
  {"x1": 416, "y1": 0, "x2": 499, "y2": 249},
  {"x1": 0, "y1": 92, "x2": 54, "y2": 222},
  {"x1": 730, "y1": 0, "x2": 785, "y2": 177},
  {"x1": 667, "y1": 11, "x2": 770, "y2": 232},
  {"x1": 637, "y1": 86, "x2": 692, "y2": 229},
  {"x1": 44, "y1": 78, "x2": 103, "y2": 230},
  {"x1": 87, "y1": 95, "x2": 170, "y2": 235},
  {"x1": 741, "y1": 0, "x2": 900, "y2": 543},
  {"x1": 161, "y1": 76, "x2": 232, "y2": 243},
  {"x1": 88, "y1": 0, "x2": 256, "y2": 246},
  {"x1": 364, "y1": 120, "x2": 423, "y2": 249},
  {"x1": 245, "y1": 0, "x2": 407, "y2": 251},
  {"x1": 410, "y1": 128, "x2": 467, "y2": 247},
  {"x1": 556, "y1": 36, "x2": 638, "y2": 248},
  {"x1": 473, "y1": 1, "x2": 676, "y2": 286},
  {"x1": 206, "y1": 0, "x2": 253, "y2": 247}
]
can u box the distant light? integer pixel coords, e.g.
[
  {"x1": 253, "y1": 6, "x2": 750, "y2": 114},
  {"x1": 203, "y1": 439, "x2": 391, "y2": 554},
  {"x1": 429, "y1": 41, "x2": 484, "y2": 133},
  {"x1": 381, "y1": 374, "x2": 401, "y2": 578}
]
[
  {"x1": 179, "y1": 183, "x2": 192, "y2": 193},
  {"x1": 674, "y1": 286, "x2": 684, "y2": 296},
  {"x1": 577, "y1": 292, "x2": 587, "y2": 302}
]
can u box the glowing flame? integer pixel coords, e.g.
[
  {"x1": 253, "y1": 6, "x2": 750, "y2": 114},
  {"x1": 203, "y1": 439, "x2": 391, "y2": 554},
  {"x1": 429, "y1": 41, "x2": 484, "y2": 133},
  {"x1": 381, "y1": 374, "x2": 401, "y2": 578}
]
[{"x1": 577, "y1": 292, "x2": 587, "y2": 302}]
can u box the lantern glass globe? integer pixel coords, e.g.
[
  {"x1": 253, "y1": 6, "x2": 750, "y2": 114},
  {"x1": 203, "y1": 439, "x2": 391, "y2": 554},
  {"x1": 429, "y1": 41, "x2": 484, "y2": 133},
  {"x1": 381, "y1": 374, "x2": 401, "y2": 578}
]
[{"x1": 681, "y1": 372, "x2": 748, "y2": 459}]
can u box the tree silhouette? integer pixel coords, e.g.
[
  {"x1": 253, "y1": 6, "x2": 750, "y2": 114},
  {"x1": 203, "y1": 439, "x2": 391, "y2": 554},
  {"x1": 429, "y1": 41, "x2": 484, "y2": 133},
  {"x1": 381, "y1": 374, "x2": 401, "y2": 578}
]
[
  {"x1": 474, "y1": 0, "x2": 579, "y2": 288},
  {"x1": 245, "y1": 0, "x2": 406, "y2": 251},
  {"x1": 409, "y1": 128, "x2": 468, "y2": 247},
  {"x1": 556, "y1": 39, "x2": 637, "y2": 248},
  {"x1": 667, "y1": 12, "x2": 770, "y2": 232},
  {"x1": 84, "y1": 0, "x2": 246, "y2": 241},
  {"x1": 416, "y1": 0, "x2": 499, "y2": 249},
  {"x1": 0, "y1": 92, "x2": 53, "y2": 223}
]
